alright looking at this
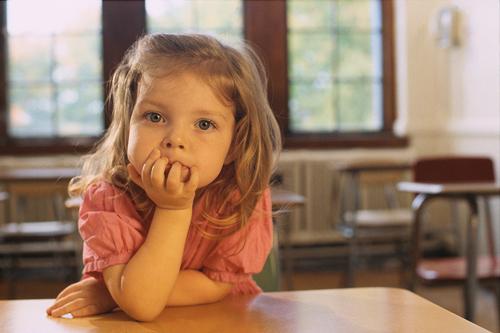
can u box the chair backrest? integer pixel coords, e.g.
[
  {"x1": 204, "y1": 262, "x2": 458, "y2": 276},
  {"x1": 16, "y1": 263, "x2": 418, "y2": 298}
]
[
  {"x1": 413, "y1": 156, "x2": 497, "y2": 258},
  {"x1": 413, "y1": 157, "x2": 495, "y2": 183}
]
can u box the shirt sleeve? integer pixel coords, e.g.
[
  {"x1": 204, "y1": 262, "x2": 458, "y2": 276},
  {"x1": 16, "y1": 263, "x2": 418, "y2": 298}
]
[
  {"x1": 78, "y1": 182, "x2": 146, "y2": 279},
  {"x1": 201, "y1": 188, "x2": 273, "y2": 284}
]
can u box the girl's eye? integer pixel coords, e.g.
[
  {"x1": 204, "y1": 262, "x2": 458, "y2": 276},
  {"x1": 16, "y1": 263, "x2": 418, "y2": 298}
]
[
  {"x1": 197, "y1": 119, "x2": 216, "y2": 131},
  {"x1": 145, "y1": 112, "x2": 164, "y2": 123}
]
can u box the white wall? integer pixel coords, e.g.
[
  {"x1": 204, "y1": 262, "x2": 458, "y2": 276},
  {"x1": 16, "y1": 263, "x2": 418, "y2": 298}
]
[
  {"x1": 394, "y1": 0, "x2": 500, "y2": 252},
  {"x1": 395, "y1": 0, "x2": 500, "y2": 167}
]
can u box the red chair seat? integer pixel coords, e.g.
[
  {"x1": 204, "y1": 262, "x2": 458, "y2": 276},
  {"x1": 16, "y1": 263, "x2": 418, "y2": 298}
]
[{"x1": 417, "y1": 256, "x2": 500, "y2": 281}]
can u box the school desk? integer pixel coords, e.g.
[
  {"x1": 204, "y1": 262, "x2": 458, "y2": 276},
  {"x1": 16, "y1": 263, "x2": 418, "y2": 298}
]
[
  {"x1": 0, "y1": 288, "x2": 489, "y2": 333},
  {"x1": 398, "y1": 181, "x2": 500, "y2": 322}
]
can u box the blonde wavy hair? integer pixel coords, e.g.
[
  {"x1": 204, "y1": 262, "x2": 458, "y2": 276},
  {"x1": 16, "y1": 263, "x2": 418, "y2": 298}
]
[{"x1": 69, "y1": 33, "x2": 281, "y2": 239}]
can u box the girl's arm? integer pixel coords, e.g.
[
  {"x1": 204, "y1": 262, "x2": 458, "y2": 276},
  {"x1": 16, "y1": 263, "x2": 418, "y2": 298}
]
[
  {"x1": 47, "y1": 268, "x2": 233, "y2": 318},
  {"x1": 46, "y1": 268, "x2": 232, "y2": 318},
  {"x1": 102, "y1": 152, "x2": 230, "y2": 321},
  {"x1": 166, "y1": 269, "x2": 233, "y2": 306},
  {"x1": 102, "y1": 207, "x2": 191, "y2": 321}
]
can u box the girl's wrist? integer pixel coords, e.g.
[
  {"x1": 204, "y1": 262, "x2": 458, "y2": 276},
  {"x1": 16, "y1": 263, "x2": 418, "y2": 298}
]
[
  {"x1": 154, "y1": 204, "x2": 193, "y2": 213},
  {"x1": 154, "y1": 206, "x2": 193, "y2": 220}
]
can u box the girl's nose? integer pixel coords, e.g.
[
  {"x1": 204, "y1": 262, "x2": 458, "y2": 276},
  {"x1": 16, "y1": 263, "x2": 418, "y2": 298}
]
[{"x1": 162, "y1": 132, "x2": 185, "y2": 150}]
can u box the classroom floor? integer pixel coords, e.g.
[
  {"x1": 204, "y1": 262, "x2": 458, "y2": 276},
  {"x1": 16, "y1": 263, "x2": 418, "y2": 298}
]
[{"x1": 0, "y1": 266, "x2": 497, "y2": 333}]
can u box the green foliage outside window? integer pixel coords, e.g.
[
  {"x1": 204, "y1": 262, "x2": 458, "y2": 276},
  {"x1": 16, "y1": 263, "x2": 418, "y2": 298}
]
[{"x1": 288, "y1": 0, "x2": 383, "y2": 133}]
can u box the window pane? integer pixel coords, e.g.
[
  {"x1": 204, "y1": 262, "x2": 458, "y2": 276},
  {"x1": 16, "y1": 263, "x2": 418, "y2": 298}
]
[
  {"x1": 58, "y1": 83, "x2": 103, "y2": 136},
  {"x1": 8, "y1": 37, "x2": 51, "y2": 82},
  {"x1": 54, "y1": 35, "x2": 101, "y2": 82},
  {"x1": 146, "y1": 0, "x2": 243, "y2": 43},
  {"x1": 6, "y1": 0, "x2": 103, "y2": 138},
  {"x1": 289, "y1": 81, "x2": 336, "y2": 133},
  {"x1": 9, "y1": 85, "x2": 54, "y2": 137},
  {"x1": 338, "y1": 81, "x2": 382, "y2": 131},
  {"x1": 288, "y1": 33, "x2": 334, "y2": 81},
  {"x1": 287, "y1": 0, "x2": 334, "y2": 30},
  {"x1": 337, "y1": 0, "x2": 382, "y2": 31},
  {"x1": 337, "y1": 32, "x2": 382, "y2": 79},
  {"x1": 288, "y1": 0, "x2": 383, "y2": 133}
]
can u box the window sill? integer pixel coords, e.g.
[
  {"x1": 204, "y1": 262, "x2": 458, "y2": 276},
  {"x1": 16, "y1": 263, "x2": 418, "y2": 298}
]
[{"x1": 283, "y1": 132, "x2": 409, "y2": 149}]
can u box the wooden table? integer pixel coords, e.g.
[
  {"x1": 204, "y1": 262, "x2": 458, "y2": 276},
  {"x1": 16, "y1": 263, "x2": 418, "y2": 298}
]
[
  {"x1": 398, "y1": 181, "x2": 500, "y2": 322},
  {"x1": 0, "y1": 288, "x2": 489, "y2": 333}
]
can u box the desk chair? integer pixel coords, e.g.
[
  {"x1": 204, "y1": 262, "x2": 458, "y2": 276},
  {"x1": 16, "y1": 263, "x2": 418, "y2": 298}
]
[
  {"x1": 0, "y1": 183, "x2": 79, "y2": 298},
  {"x1": 336, "y1": 159, "x2": 413, "y2": 287},
  {"x1": 410, "y1": 156, "x2": 500, "y2": 322}
]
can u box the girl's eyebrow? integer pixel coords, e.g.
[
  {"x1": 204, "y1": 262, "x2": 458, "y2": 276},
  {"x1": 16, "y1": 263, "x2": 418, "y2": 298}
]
[
  {"x1": 140, "y1": 99, "x2": 167, "y2": 110},
  {"x1": 192, "y1": 109, "x2": 231, "y2": 122}
]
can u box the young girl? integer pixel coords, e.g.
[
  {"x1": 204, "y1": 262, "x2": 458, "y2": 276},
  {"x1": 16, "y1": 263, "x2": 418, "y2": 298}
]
[{"x1": 46, "y1": 33, "x2": 281, "y2": 321}]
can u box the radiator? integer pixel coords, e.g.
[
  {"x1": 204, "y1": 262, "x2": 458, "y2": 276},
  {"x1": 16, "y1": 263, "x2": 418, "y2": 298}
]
[
  {"x1": 275, "y1": 158, "x2": 344, "y2": 246},
  {"x1": 274, "y1": 151, "x2": 415, "y2": 247}
]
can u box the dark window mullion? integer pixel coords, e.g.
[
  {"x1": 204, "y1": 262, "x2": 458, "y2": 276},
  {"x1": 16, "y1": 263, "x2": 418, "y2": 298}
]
[
  {"x1": 0, "y1": 2, "x2": 7, "y2": 144},
  {"x1": 244, "y1": 1, "x2": 288, "y2": 138},
  {"x1": 381, "y1": 0, "x2": 396, "y2": 132},
  {"x1": 102, "y1": 0, "x2": 146, "y2": 128}
]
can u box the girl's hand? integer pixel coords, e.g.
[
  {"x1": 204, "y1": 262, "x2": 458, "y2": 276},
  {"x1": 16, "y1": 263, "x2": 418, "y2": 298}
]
[
  {"x1": 127, "y1": 148, "x2": 199, "y2": 210},
  {"x1": 46, "y1": 277, "x2": 117, "y2": 318}
]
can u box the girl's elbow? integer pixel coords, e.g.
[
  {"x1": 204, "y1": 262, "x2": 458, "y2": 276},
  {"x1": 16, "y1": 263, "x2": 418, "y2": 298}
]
[
  {"x1": 117, "y1": 295, "x2": 165, "y2": 322},
  {"x1": 122, "y1": 303, "x2": 164, "y2": 322}
]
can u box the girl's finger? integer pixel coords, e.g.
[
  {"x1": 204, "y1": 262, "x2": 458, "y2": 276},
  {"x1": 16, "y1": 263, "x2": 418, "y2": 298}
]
[
  {"x1": 166, "y1": 162, "x2": 182, "y2": 190},
  {"x1": 47, "y1": 290, "x2": 84, "y2": 315},
  {"x1": 54, "y1": 281, "x2": 82, "y2": 301},
  {"x1": 127, "y1": 164, "x2": 143, "y2": 187},
  {"x1": 141, "y1": 149, "x2": 161, "y2": 188},
  {"x1": 185, "y1": 166, "x2": 199, "y2": 193},
  {"x1": 150, "y1": 157, "x2": 168, "y2": 189},
  {"x1": 71, "y1": 304, "x2": 100, "y2": 318},
  {"x1": 50, "y1": 298, "x2": 87, "y2": 318}
]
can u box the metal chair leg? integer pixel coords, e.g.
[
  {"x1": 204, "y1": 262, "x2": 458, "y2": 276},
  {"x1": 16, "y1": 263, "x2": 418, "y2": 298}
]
[
  {"x1": 346, "y1": 236, "x2": 357, "y2": 287},
  {"x1": 495, "y1": 282, "x2": 500, "y2": 332}
]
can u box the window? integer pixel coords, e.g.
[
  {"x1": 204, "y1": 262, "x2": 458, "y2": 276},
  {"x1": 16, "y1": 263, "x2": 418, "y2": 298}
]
[
  {"x1": 2, "y1": 0, "x2": 102, "y2": 152},
  {"x1": 288, "y1": 0, "x2": 383, "y2": 133},
  {"x1": 0, "y1": 0, "x2": 403, "y2": 155},
  {"x1": 146, "y1": 0, "x2": 243, "y2": 43},
  {"x1": 244, "y1": 0, "x2": 404, "y2": 148}
]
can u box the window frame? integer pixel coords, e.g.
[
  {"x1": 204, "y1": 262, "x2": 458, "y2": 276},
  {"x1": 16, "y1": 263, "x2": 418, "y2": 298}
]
[
  {"x1": 244, "y1": 0, "x2": 405, "y2": 149},
  {"x1": 0, "y1": 0, "x2": 405, "y2": 156}
]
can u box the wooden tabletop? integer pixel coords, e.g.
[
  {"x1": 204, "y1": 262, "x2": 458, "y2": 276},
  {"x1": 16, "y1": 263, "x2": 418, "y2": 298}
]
[
  {"x1": 0, "y1": 288, "x2": 488, "y2": 333},
  {"x1": 398, "y1": 181, "x2": 500, "y2": 196}
]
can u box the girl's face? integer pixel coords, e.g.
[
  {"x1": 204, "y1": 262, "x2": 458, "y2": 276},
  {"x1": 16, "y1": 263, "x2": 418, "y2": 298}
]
[{"x1": 127, "y1": 72, "x2": 235, "y2": 189}]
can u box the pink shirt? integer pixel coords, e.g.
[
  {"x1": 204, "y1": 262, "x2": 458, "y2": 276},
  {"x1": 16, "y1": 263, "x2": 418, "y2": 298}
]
[{"x1": 78, "y1": 181, "x2": 273, "y2": 294}]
